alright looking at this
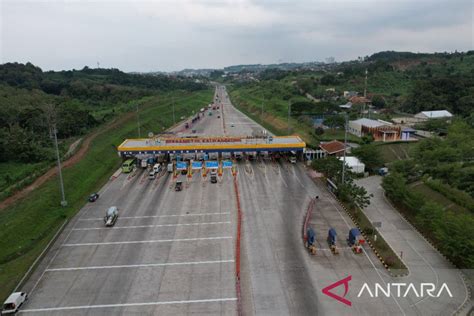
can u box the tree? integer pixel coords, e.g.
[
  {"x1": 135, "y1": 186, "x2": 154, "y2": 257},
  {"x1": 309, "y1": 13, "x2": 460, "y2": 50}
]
[
  {"x1": 314, "y1": 127, "x2": 324, "y2": 135},
  {"x1": 338, "y1": 182, "x2": 372, "y2": 208},
  {"x1": 320, "y1": 74, "x2": 337, "y2": 85},
  {"x1": 371, "y1": 95, "x2": 386, "y2": 108},
  {"x1": 352, "y1": 144, "x2": 383, "y2": 172}
]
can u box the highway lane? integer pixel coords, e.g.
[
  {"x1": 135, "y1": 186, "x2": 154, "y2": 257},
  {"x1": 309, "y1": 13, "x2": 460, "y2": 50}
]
[
  {"x1": 20, "y1": 85, "x2": 468, "y2": 315},
  {"x1": 20, "y1": 89, "x2": 237, "y2": 315}
]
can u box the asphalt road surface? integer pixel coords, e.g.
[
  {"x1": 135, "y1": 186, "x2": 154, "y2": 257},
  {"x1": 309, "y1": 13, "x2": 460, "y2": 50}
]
[{"x1": 20, "y1": 85, "x2": 468, "y2": 315}]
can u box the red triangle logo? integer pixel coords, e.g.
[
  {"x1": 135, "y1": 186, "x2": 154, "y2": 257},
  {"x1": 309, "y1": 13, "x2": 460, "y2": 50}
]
[{"x1": 322, "y1": 275, "x2": 352, "y2": 306}]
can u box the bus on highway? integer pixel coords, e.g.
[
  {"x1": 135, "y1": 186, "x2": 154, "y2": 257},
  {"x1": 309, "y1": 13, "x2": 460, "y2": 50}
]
[{"x1": 121, "y1": 158, "x2": 136, "y2": 173}]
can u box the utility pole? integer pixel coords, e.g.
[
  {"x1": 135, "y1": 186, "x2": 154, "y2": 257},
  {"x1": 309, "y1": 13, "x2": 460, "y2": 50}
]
[
  {"x1": 136, "y1": 104, "x2": 141, "y2": 138},
  {"x1": 51, "y1": 125, "x2": 67, "y2": 207},
  {"x1": 362, "y1": 69, "x2": 368, "y2": 118},
  {"x1": 341, "y1": 113, "x2": 348, "y2": 184},
  {"x1": 287, "y1": 100, "x2": 291, "y2": 135}
]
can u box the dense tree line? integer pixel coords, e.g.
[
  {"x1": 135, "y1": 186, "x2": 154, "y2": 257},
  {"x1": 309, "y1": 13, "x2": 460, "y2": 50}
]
[
  {"x1": 382, "y1": 119, "x2": 474, "y2": 268},
  {"x1": 0, "y1": 63, "x2": 208, "y2": 163},
  {"x1": 401, "y1": 76, "x2": 474, "y2": 117}
]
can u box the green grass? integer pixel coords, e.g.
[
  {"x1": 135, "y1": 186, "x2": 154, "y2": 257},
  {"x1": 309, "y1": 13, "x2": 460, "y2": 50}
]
[
  {"x1": 410, "y1": 182, "x2": 468, "y2": 213},
  {"x1": 377, "y1": 142, "x2": 416, "y2": 164},
  {"x1": 347, "y1": 204, "x2": 407, "y2": 271},
  {"x1": 0, "y1": 89, "x2": 213, "y2": 301}
]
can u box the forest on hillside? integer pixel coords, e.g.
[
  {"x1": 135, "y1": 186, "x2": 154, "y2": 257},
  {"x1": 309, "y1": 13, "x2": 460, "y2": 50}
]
[{"x1": 0, "y1": 63, "x2": 208, "y2": 163}]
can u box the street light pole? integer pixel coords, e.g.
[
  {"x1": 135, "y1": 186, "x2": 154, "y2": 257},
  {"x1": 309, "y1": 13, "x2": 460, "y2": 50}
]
[
  {"x1": 52, "y1": 126, "x2": 67, "y2": 207},
  {"x1": 342, "y1": 113, "x2": 348, "y2": 184}
]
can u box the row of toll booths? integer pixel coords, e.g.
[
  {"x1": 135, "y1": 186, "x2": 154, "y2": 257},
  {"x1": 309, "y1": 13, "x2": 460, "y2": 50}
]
[
  {"x1": 306, "y1": 227, "x2": 365, "y2": 255},
  {"x1": 134, "y1": 150, "x2": 300, "y2": 168}
]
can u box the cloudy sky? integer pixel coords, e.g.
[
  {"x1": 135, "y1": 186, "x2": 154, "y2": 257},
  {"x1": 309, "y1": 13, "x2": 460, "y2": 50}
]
[{"x1": 0, "y1": 0, "x2": 472, "y2": 72}]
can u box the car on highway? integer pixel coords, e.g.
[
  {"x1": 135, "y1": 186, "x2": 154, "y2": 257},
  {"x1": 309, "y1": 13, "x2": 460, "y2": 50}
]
[
  {"x1": 217, "y1": 115, "x2": 220, "y2": 118},
  {"x1": 2, "y1": 292, "x2": 27, "y2": 314},
  {"x1": 88, "y1": 193, "x2": 99, "y2": 202},
  {"x1": 175, "y1": 181, "x2": 183, "y2": 191},
  {"x1": 104, "y1": 206, "x2": 118, "y2": 227},
  {"x1": 231, "y1": 124, "x2": 235, "y2": 127},
  {"x1": 148, "y1": 170, "x2": 156, "y2": 180}
]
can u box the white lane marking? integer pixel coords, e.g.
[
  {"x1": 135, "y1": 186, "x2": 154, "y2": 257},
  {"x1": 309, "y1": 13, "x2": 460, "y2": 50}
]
[
  {"x1": 62, "y1": 236, "x2": 233, "y2": 247},
  {"x1": 79, "y1": 212, "x2": 230, "y2": 221},
  {"x1": 20, "y1": 298, "x2": 238, "y2": 313},
  {"x1": 45, "y1": 260, "x2": 234, "y2": 272},
  {"x1": 72, "y1": 221, "x2": 231, "y2": 231}
]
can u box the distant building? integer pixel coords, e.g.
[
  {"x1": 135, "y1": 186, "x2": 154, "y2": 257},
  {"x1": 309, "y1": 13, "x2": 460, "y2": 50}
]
[
  {"x1": 325, "y1": 87, "x2": 336, "y2": 92},
  {"x1": 338, "y1": 102, "x2": 352, "y2": 109},
  {"x1": 348, "y1": 118, "x2": 401, "y2": 142},
  {"x1": 349, "y1": 96, "x2": 371, "y2": 105},
  {"x1": 401, "y1": 127, "x2": 416, "y2": 140},
  {"x1": 339, "y1": 156, "x2": 365, "y2": 174},
  {"x1": 343, "y1": 91, "x2": 358, "y2": 98},
  {"x1": 319, "y1": 140, "x2": 347, "y2": 157},
  {"x1": 414, "y1": 110, "x2": 453, "y2": 120}
]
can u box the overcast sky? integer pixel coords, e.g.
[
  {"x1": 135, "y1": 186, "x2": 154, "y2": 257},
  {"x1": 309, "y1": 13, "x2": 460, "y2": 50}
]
[{"x1": 1, "y1": 0, "x2": 472, "y2": 72}]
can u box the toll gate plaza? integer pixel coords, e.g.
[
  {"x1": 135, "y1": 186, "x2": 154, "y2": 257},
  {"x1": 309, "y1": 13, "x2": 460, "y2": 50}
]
[{"x1": 117, "y1": 135, "x2": 306, "y2": 159}]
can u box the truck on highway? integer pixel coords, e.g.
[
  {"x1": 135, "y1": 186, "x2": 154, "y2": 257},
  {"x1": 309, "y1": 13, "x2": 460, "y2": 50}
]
[
  {"x1": 210, "y1": 169, "x2": 217, "y2": 183},
  {"x1": 327, "y1": 228, "x2": 339, "y2": 254},
  {"x1": 121, "y1": 158, "x2": 136, "y2": 173},
  {"x1": 104, "y1": 206, "x2": 118, "y2": 227},
  {"x1": 140, "y1": 159, "x2": 148, "y2": 169},
  {"x1": 348, "y1": 228, "x2": 364, "y2": 253},
  {"x1": 306, "y1": 227, "x2": 317, "y2": 255},
  {"x1": 153, "y1": 164, "x2": 162, "y2": 173},
  {"x1": 167, "y1": 163, "x2": 173, "y2": 173}
]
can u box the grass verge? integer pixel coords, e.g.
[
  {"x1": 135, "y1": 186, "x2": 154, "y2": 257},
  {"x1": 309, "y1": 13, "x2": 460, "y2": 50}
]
[
  {"x1": 342, "y1": 201, "x2": 408, "y2": 272},
  {"x1": 0, "y1": 89, "x2": 213, "y2": 301}
]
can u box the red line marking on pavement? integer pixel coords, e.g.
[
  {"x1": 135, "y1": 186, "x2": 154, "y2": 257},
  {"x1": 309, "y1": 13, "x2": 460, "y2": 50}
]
[{"x1": 233, "y1": 176, "x2": 243, "y2": 315}]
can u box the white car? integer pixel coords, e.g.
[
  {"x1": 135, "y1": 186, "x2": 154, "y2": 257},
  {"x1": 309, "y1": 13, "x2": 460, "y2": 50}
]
[{"x1": 2, "y1": 292, "x2": 27, "y2": 314}]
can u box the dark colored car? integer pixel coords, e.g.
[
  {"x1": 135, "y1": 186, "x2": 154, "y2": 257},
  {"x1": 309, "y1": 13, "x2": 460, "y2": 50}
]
[
  {"x1": 88, "y1": 193, "x2": 99, "y2": 202},
  {"x1": 175, "y1": 181, "x2": 183, "y2": 191}
]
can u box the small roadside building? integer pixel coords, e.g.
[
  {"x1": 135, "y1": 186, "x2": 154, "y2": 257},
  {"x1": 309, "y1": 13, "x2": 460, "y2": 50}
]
[
  {"x1": 401, "y1": 127, "x2": 416, "y2": 140},
  {"x1": 339, "y1": 156, "x2": 365, "y2": 174},
  {"x1": 414, "y1": 110, "x2": 453, "y2": 120},
  {"x1": 319, "y1": 140, "x2": 347, "y2": 157},
  {"x1": 348, "y1": 118, "x2": 401, "y2": 142}
]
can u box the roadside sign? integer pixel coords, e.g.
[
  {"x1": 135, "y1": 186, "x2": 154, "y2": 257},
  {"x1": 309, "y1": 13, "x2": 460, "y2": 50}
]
[
  {"x1": 176, "y1": 162, "x2": 187, "y2": 170},
  {"x1": 222, "y1": 160, "x2": 233, "y2": 169},
  {"x1": 372, "y1": 221, "x2": 382, "y2": 228},
  {"x1": 205, "y1": 161, "x2": 219, "y2": 169},
  {"x1": 192, "y1": 161, "x2": 202, "y2": 170}
]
